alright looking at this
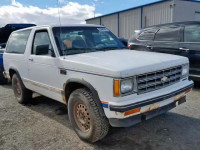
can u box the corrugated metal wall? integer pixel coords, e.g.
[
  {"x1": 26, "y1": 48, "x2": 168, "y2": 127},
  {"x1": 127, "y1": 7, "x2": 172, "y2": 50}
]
[
  {"x1": 142, "y1": 0, "x2": 173, "y2": 28},
  {"x1": 119, "y1": 8, "x2": 141, "y2": 39},
  {"x1": 86, "y1": 0, "x2": 176, "y2": 39},
  {"x1": 173, "y1": 0, "x2": 200, "y2": 22},
  {"x1": 101, "y1": 14, "x2": 118, "y2": 36},
  {"x1": 86, "y1": 18, "x2": 100, "y2": 25}
]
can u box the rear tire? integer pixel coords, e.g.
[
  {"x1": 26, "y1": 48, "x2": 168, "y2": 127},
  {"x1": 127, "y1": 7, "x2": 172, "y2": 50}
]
[
  {"x1": 12, "y1": 74, "x2": 32, "y2": 104},
  {"x1": 0, "y1": 68, "x2": 7, "y2": 85},
  {"x1": 68, "y1": 88, "x2": 109, "y2": 143}
]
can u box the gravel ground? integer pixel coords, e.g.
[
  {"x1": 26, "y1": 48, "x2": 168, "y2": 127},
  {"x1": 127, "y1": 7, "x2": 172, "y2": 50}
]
[{"x1": 0, "y1": 83, "x2": 200, "y2": 150}]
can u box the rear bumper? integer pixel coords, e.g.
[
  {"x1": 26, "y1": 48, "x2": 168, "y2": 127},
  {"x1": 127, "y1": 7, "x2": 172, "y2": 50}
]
[
  {"x1": 189, "y1": 74, "x2": 200, "y2": 81},
  {"x1": 2, "y1": 71, "x2": 7, "y2": 79},
  {"x1": 110, "y1": 83, "x2": 194, "y2": 112},
  {"x1": 189, "y1": 68, "x2": 200, "y2": 81}
]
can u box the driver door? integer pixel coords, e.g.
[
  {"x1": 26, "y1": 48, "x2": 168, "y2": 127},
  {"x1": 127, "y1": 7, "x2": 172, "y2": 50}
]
[{"x1": 28, "y1": 29, "x2": 62, "y2": 101}]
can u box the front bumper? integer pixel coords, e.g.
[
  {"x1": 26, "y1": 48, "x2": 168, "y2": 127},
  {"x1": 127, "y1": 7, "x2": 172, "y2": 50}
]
[
  {"x1": 105, "y1": 81, "x2": 193, "y2": 127},
  {"x1": 109, "y1": 99, "x2": 185, "y2": 127},
  {"x1": 110, "y1": 83, "x2": 193, "y2": 112}
]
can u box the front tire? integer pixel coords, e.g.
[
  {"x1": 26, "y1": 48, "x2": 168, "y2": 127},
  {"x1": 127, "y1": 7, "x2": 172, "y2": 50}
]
[
  {"x1": 12, "y1": 74, "x2": 32, "y2": 104},
  {"x1": 68, "y1": 88, "x2": 109, "y2": 143}
]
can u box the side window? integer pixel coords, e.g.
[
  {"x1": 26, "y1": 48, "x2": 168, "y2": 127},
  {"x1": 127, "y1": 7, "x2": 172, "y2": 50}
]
[
  {"x1": 184, "y1": 25, "x2": 200, "y2": 42},
  {"x1": 32, "y1": 31, "x2": 53, "y2": 56},
  {"x1": 154, "y1": 26, "x2": 181, "y2": 42},
  {"x1": 6, "y1": 29, "x2": 31, "y2": 54},
  {"x1": 137, "y1": 29, "x2": 157, "y2": 41}
]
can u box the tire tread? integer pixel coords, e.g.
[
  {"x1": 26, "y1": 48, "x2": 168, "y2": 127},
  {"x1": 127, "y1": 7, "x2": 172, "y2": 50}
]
[{"x1": 70, "y1": 88, "x2": 109, "y2": 142}]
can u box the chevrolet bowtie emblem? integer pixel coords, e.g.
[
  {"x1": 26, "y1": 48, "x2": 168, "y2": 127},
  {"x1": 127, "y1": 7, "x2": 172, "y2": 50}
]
[{"x1": 161, "y1": 76, "x2": 168, "y2": 83}]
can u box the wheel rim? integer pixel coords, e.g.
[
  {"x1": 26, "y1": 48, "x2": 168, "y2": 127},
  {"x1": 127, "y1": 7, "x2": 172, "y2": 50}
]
[
  {"x1": 13, "y1": 79, "x2": 22, "y2": 99},
  {"x1": 73, "y1": 102, "x2": 91, "y2": 132}
]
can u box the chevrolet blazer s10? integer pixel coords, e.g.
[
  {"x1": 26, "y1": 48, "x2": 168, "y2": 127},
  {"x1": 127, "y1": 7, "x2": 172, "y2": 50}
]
[{"x1": 3, "y1": 25, "x2": 193, "y2": 143}]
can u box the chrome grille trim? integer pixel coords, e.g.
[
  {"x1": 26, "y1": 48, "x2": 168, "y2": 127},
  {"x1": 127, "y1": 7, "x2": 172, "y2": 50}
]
[{"x1": 137, "y1": 66, "x2": 182, "y2": 94}]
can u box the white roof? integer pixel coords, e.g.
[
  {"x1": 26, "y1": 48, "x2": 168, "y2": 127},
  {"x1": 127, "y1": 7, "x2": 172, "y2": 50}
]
[{"x1": 12, "y1": 24, "x2": 105, "y2": 33}]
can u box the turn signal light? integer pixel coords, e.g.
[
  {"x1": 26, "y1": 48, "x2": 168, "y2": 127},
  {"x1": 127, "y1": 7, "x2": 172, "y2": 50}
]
[
  {"x1": 125, "y1": 108, "x2": 141, "y2": 116},
  {"x1": 114, "y1": 80, "x2": 120, "y2": 97},
  {"x1": 185, "y1": 89, "x2": 191, "y2": 94}
]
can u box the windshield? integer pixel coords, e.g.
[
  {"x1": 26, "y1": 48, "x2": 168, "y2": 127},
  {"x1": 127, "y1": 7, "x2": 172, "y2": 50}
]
[{"x1": 52, "y1": 27, "x2": 125, "y2": 56}]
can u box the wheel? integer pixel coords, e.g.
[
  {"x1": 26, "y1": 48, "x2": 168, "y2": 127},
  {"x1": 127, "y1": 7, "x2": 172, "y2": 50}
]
[
  {"x1": 0, "y1": 68, "x2": 7, "y2": 85},
  {"x1": 12, "y1": 74, "x2": 32, "y2": 104},
  {"x1": 68, "y1": 88, "x2": 109, "y2": 143}
]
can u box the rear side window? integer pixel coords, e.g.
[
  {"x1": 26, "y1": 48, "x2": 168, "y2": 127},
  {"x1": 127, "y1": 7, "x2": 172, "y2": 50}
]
[
  {"x1": 6, "y1": 29, "x2": 31, "y2": 54},
  {"x1": 184, "y1": 25, "x2": 200, "y2": 42},
  {"x1": 137, "y1": 29, "x2": 157, "y2": 41},
  {"x1": 154, "y1": 26, "x2": 181, "y2": 42}
]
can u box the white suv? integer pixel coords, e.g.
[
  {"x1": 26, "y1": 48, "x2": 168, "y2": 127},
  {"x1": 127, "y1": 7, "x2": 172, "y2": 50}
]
[{"x1": 3, "y1": 25, "x2": 193, "y2": 142}]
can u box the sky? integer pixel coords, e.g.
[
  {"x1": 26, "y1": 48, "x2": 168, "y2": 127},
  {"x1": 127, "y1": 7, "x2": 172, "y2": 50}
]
[{"x1": 0, "y1": 0, "x2": 181, "y2": 27}]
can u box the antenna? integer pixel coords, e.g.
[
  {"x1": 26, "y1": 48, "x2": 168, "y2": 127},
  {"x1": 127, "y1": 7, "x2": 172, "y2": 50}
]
[
  {"x1": 57, "y1": 0, "x2": 62, "y2": 27},
  {"x1": 57, "y1": 0, "x2": 63, "y2": 54}
]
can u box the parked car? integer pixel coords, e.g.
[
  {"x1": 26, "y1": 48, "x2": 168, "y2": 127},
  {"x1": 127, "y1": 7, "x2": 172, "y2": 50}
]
[
  {"x1": 0, "y1": 23, "x2": 36, "y2": 85},
  {"x1": 129, "y1": 21, "x2": 200, "y2": 81},
  {"x1": 3, "y1": 25, "x2": 193, "y2": 142},
  {"x1": 0, "y1": 23, "x2": 36, "y2": 45},
  {"x1": 118, "y1": 38, "x2": 128, "y2": 47},
  {"x1": 0, "y1": 48, "x2": 7, "y2": 84}
]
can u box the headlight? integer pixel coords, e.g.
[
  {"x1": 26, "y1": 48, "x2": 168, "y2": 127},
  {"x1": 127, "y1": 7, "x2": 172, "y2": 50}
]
[
  {"x1": 120, "y1": 79, "x2": 133, "y2": 94},
  {"x1": 114, "y1": 78, "x2": 135, "y2": 97},
  {"x1": 182, "y1": 64, "x2": 189, "y2": 78}
]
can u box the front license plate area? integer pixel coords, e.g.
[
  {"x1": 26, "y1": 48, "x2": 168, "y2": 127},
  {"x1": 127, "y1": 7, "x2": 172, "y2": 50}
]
[
  {"x1": 149, "y1": 102, "x2": 160, "y2": 111},
  {"x1": 178, "y1": 96, "x2": 186, "y2": 105},
  {"x1": 174, "y1": 93, "x2": 185, "y2": 102}
]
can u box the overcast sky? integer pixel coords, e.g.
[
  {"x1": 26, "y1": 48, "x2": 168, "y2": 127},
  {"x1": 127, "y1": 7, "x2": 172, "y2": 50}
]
[{"x1": 1, "y1": 0, "x2": 198, "y2": 27}]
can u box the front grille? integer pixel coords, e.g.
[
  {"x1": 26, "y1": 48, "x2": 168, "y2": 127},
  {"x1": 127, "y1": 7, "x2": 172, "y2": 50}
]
[{"x1": 137, "y1": 66, "x2": 182, "y2": 94}]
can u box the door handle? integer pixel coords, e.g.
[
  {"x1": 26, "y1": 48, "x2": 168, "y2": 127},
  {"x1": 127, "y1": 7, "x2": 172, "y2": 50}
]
[
  {"x1": 29, "y1": 58, "x2": 34, "y2": 62},
  {"x1": 179, "y1": 47, "x2": 189, "y2": 51}
]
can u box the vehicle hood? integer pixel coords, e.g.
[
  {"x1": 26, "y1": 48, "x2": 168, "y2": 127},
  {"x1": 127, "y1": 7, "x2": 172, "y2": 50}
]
[{"x1": 59, "y1": 50, "x2": 188, "y2": 78}]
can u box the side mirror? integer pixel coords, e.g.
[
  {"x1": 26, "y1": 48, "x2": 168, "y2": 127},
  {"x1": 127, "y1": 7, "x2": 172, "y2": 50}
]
[
  {"x1": 35, "y1": 45, "x2": 55, "y2": 57},
  {"x1": 119, "y1": 38, "x2": 128, "y2": 47},
  {"x1": 36, "y1": 45, "x2": 49, "y2": 55}
]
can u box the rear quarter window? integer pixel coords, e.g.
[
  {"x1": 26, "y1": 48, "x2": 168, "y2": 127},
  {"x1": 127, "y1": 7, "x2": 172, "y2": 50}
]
[
  {"x1": 154, "y1": 26, "x2": 181, "y2": 42},
  {"x1": 137, "y1": 29, "x2": 157, "y2": 41},
  {"x1": 6, "y1": 29, "x2": 31, "y2": 54}
]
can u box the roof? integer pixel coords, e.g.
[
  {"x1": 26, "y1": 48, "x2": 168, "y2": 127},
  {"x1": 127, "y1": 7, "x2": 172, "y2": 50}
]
[
  {"x1": 86, "y1": 0, "x2": 200, "y2": 21},
  {"x1": 143, "y1": 21, "x2": 200, "y2": 29},
  {"x1": 11, "y1": 24, "x2": 104, "y2": 32}
]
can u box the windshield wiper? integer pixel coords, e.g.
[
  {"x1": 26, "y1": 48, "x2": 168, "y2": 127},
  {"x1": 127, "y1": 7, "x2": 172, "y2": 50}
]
[
  {"x1": 63, "y1": 48, "x2": 96, "y2": 55},
  {"x1": 96, "y1": 47, "x2": 119, "y2": 51}
]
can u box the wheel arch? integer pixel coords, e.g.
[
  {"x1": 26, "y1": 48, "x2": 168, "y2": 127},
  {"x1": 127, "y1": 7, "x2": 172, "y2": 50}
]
[
  {"x1": 9, "y1": 68, "x2": 20, "y2": 79},
  {"x1": 64, "y1": 79, "x2": 100, "y2": 102},
  {"x1": 64, "y1": 78, "x2": 106, "y2": 116}
]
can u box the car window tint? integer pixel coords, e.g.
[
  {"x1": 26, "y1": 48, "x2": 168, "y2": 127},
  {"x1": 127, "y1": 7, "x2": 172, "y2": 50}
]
[
  {"x1": 6, "y1": 29, "x2": 31, "y2": 54},
  {"x1": 184, "y1": 25, "x2": 200, "y2": 42},
  {"x1": 32, "y1": 31, "x2": 52, "y2": 56},
  {"x1": 154, "y1": 26, "x2": 180, "y2": 42},
  {"x1": 137, "y1": 29, "x2": 157, "y2": 41}
]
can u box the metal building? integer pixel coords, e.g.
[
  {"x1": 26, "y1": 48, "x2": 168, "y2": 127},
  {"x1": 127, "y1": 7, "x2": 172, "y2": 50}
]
[{"x1": 86, "y1": 0, "x2": 200, "y2": 39}]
